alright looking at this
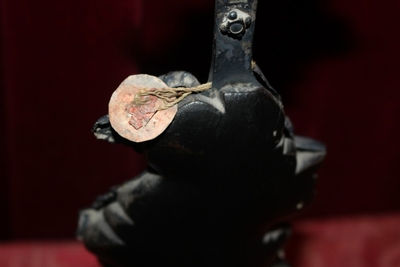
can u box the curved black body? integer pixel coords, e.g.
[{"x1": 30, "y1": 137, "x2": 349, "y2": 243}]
[{"x1": 77, "y1": 1, "x2": 325, "y2": 266}]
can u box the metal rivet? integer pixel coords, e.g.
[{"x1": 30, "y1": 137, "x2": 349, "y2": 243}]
[
  {"x1": 228, "y1": 11, "x2": 237, "y2": 20},
  {"x1": 245, "y1": 17, "x2": 252, "y2": 27}
]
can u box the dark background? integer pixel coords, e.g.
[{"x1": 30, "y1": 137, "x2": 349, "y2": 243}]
[{"x1": 1, "y1": 0, "x2": 399, "y2": 240}]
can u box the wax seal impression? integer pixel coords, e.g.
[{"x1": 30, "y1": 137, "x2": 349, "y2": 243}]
[{"x1": 109, "y1": 74, "x2": 178, "y2": 142}]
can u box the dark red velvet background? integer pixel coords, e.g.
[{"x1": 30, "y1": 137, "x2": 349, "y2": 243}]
[{"x1": 1, "y1": 0, "x2": 399, "y2": 243}]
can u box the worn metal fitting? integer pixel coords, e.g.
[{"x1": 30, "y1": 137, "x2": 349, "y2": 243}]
[{"x1": 219, "y1": 9, "x2": 252, "y2": 39}]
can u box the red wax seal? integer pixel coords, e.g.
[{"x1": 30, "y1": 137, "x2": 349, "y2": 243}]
[{"x1": 108, "y1": 74, "x2": 178, "y2": 142}]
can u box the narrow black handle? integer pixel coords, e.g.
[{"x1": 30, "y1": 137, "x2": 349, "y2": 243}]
[{"x1": 208, "y1": 0, "x2": 259, "y2": 89}]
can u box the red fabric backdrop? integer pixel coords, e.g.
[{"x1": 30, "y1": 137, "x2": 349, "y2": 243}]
[{"x1": 1, "y1": 0, "x2": 400, "y2": 241}]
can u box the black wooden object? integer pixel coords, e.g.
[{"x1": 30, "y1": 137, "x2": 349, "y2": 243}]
[{"x1": 77, "y1": 1, "x2": 325, "y2": 266}]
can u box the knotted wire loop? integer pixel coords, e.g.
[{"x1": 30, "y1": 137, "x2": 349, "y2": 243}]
[
  {"x1": 132, "y1": 61, "x2": 256, "y2": 110},
  {"x1": 133, "y1": 82, "x2": 212, "y2": 110}
]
